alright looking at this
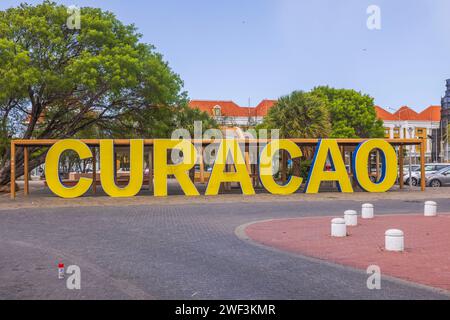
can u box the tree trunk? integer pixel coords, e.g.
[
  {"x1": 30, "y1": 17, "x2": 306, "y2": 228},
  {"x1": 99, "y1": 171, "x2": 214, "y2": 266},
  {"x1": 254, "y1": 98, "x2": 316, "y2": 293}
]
[
  {"x1": 0, "y1": 147, "x2": 48, "y2": 186},
  {"x1": 292, "y1": 158, "x2": 301, "y2": 177}
]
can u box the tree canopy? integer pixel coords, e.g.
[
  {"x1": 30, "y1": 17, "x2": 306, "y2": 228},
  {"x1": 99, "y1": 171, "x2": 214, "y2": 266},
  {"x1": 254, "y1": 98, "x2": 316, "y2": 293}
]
[
  {"x1": 311, "y1": 86, "x2": 384, "y2": 138},
  {"x1": 0, "y1": 1, "x2": 215, "y2": 186}
]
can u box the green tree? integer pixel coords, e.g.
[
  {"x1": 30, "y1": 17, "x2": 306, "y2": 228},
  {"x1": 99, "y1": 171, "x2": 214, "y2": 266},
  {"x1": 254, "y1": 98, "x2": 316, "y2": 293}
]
[
  {"x1": 311, "y1": 86, "x2": 384, "y2": 138},
  {"x1": 100, "y1": 104, "x2": 216, "y2": 138},
  {"x1": 258, "y1": 90, "x2": 331, "y2": 139},
  {"x1": 0, "y1": 1, "x2": 214, "y2": 187}
]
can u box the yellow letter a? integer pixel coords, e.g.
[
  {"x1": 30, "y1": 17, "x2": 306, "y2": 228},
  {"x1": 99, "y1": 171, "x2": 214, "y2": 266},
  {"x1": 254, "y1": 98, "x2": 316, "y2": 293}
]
[
  {"x1": 305, "y1": 139, "x2": 353, "y2": 193},
  {"x1": 205, "y1": 139, "x2": 255, "y2": 196}
]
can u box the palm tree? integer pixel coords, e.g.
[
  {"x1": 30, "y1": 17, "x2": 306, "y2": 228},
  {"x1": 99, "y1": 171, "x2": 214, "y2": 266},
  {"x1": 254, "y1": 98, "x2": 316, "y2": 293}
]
[
  {"x1": 261, "y1": 90, "x2": 331, "y2": 139},
  {"x1": 259, "y1": 91, "x2": 331, "y2": 178}
]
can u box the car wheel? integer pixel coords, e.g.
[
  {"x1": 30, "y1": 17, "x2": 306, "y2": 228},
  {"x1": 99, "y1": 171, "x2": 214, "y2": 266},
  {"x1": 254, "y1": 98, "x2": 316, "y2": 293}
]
[
  {"x1": 429, "y1": 179, "x2": 441, "y2": 188},
  {"x1": 410, "y1": 178, "x2": 418, "y2": 186}
]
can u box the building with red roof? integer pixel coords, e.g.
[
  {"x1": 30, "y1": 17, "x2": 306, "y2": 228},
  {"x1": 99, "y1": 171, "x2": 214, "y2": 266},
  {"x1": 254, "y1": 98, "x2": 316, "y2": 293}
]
[
  {"x1": 374, "y1": 105, "x2": 441, "y2": 161},
  {"x1": 189, "y1": 99, "x2": 443, "y2": 161},
  {"x1": 189, "y1": 99, "x2": 276, "y2": 128}
]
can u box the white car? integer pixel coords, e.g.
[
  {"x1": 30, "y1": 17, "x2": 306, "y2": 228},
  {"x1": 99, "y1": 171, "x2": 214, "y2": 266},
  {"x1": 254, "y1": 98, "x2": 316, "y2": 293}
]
[{"x1": 403, "y1": 163, "x2": 450, "y2": 186}]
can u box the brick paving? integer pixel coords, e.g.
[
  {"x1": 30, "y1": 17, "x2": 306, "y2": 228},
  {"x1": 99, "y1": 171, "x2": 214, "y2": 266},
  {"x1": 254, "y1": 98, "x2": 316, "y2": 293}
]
[
  {"x1": 1, "y1": 200, "x2": 450, "y2": 299},
  {"x1": 245, "y1": 213, "x2": 450, "y2": 291}
]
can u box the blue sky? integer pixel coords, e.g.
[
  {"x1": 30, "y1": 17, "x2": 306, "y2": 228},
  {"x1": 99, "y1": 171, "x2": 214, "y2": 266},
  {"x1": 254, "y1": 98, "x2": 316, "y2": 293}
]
[{"x1": 1, "y1": 0, "x2": 449, "y2": 111}]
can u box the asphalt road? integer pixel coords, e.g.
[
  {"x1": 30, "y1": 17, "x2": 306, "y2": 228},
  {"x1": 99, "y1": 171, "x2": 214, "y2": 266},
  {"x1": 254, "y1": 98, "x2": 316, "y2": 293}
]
[{"x1": 1, "y1": 198, "x2": 450, "y2": 299}]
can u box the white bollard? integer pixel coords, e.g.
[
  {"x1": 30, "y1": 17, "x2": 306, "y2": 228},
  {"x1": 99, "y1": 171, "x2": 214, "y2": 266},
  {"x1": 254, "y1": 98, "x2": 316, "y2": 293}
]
[
  {"x1": 361, "y1": 203, "x2": 374, "y2": 219},
  {"x1": 344, "y1": 210, "x2": 358, "y2": 226},
  {"x1": 331, "y1": 218, "x2": 347, "y2": 237},
  {"x1": 385, "y1": 229, "x2": 404, "y2": 252},
  {"x1": 424, "y1": 201, "x2": 437, "y2": 217}
]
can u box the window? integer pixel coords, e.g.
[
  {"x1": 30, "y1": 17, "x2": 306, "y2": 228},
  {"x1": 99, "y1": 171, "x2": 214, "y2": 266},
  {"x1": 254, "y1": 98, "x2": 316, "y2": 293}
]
[
  {"x1": 415, "y1": 128, "x2": 426, "y2": 139},
  {"x1": 393, "y1": 128, "x2": 400, "y2": 139},
  {"x1": 384, "y1": 128, "x2": 390, "y2": 138},
  {"x1": 213, "y1": 105, "x2": 221, "y2": 117}
]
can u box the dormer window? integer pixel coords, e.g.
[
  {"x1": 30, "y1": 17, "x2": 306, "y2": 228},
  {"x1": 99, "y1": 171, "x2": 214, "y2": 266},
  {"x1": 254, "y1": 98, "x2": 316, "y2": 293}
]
[{"x1": 213, "y1": 105, "x2": 221, "y2": 117}]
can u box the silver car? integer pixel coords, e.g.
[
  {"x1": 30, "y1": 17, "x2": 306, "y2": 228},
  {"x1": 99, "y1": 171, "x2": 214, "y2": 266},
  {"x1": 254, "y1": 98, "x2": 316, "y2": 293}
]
[
  {"x1": 403, "y1": 163, "x2": 450, "y2": 186},
  {"x1": 426, "y1": 166, "x2": 450, "y2": 187}
]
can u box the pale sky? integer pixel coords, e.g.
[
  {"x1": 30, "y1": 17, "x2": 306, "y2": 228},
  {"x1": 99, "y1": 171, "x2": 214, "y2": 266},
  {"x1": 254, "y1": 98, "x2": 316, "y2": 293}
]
[{"x1": 1, "y1": 0, "x2": 449, "y2": 111}]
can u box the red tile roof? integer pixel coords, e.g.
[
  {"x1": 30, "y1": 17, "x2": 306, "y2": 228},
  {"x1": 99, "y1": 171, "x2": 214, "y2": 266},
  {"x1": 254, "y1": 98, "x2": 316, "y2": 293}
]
[
  {"x1": 191, "y1": 101, "x2": 441, "y2": 122},
  {"x1": 416, "y1": 105, "x2": 441, "y2": 121},
  {"x1": 374, "y1": 106, "x2": 397, "y2": 121},
  {"x1": 375, "y1": 105, "x2": 441, "y2": 122},
  {"x1": 189, "y1": 99, "x2": 276, "y2": 117}
]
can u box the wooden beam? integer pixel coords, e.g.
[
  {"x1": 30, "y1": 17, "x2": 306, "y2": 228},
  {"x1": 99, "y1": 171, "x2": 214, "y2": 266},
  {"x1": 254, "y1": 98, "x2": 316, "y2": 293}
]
[
  {"x1": 11, "y1": 138, "x2": 424, "y2": 147},
  {"x1": 92, "y1": 147, "x2": 97, "y2": 194},
  {"x1": 10, "y1": 141, "x2": 16, "y2": 199},
  {"x1": 24, "y1": 146, "x2": 29, "y2": 196},
  {"x1": 399, "y1": 145, "x2": 404, "y2": 189},
  {"x1": 420, "y1": 139, "x2": 426, "y2": 191}
]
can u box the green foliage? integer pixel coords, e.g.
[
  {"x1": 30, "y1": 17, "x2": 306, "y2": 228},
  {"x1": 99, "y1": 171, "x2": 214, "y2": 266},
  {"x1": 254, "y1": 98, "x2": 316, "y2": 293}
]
[
  {"x1": 259, "y1": 91, "x2": 331, "y2": 139},
  {"x1": 99, "y1": 104, "x2": 217, "y2": 138},
  {"x1": 0, "y1": 1, "x2": 216, "y2": 178},
  {"x1": 311, "y1": 86, "x2": 385, "y2": 138}
]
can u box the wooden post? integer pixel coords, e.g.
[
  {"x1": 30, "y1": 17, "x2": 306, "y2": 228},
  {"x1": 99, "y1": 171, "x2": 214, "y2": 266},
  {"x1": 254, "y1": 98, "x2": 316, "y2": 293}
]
[
  {"x1": 148, "y1": 146, "x2": 153, "y2": 192},
  {"x1": 24, "y1": 146, "x2": 29, "y2": 196},
  {"x1": 281, "y1": 150, "x2": 287, "y2": 183},
  {"x1": 420, "y1": 140, "x2": 426, "y2": 191},
  {"x1": 113, "y1": 151, "x2": 117, "y2": 183},
  {"x1": 199, "y1": 146, "x2": 205, "y2": 184},
  {"x1": 245, "y1": 145, "x2": 251, "y2": 175},
  {"x1": 375, "y1": 150, "x2": 380, "y2": 181},
  {"x1": 225, "y1": 164, "x2": 231, "y2": 191},
  {"x1": 92, "y1": 147, "x2": 97, "y2": 194},
  {"x1": 399, "y1": 145, "x2": 404, "y2": 189},
  {"x1": 10, "y1": 141, "x2": 16, "y2": 199},
  {"x1": 254, "y1": 141, "x2": 259, "y2": 188}
]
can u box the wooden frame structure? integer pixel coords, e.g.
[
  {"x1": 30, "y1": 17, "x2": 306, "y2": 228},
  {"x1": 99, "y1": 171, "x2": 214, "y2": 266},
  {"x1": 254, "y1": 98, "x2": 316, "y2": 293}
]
[{"x1": 10, "y1": 138, "x2": 426, "y2": 199}]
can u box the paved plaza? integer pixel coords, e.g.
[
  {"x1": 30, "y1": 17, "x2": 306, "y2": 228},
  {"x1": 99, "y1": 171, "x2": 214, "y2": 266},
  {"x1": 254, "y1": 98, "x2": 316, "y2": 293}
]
[{"x1": 0, "y1": 184, "x2": 449, "y2": 299}]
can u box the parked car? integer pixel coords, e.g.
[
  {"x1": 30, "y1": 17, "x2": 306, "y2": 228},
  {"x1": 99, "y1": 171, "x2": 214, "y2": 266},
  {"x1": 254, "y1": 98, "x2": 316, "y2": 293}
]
[
  {"x1": 426, "y1": 166, "x2": 450, "y2": 187},
  {"x1": 403, "y1": 163, "x2": 450, "y2": 186},
  {"x1": 401, "y1": 165, "x2": 420, "y2": 175}
]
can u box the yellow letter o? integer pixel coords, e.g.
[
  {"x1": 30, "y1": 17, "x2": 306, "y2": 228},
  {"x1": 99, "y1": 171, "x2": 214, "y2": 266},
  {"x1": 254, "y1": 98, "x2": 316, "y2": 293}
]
[{"x1": 352, "y1": 140, "x2": 397, "y2": 193}]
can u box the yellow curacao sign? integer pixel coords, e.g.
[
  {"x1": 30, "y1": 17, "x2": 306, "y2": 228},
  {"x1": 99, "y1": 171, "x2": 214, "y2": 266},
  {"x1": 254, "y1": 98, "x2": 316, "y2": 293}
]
[{"x1": 45, "y1": 139, "x2": 398, "y2": 198}]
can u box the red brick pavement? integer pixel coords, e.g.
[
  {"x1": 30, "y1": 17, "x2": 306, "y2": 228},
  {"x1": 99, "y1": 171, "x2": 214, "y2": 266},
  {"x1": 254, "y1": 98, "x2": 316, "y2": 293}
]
[{"x1": 245, "y1": 214, "x2": 450, "y2": 291}]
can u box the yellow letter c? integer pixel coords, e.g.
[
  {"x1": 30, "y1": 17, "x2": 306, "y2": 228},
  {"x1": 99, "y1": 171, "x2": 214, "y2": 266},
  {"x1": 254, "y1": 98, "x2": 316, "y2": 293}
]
[
  {"x1": 45, "y1": 139, "x2": 93, "y2": 198},
  {"x1": 259, "y1": 140, "x2": 303, "y2": 195}
]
